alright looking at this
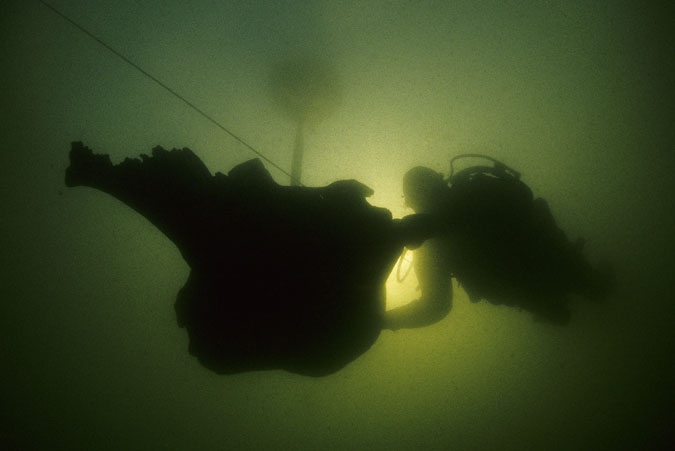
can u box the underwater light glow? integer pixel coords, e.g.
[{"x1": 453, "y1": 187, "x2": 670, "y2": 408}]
[
  {"x1": 3, "y1": 1, "x2": 671, "y2": 449},
  {"x1": 385, "y1": 250, "x2": 418, "y2": 310}
]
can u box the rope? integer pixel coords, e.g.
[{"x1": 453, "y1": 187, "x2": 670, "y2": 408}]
[{"x1": 39, "y1": 0, "x2": 294, "y2": 181}]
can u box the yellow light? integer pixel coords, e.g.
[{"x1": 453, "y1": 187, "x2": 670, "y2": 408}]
[{"x1": 385, "y1": 249, "x2": 419, "y2": 310}]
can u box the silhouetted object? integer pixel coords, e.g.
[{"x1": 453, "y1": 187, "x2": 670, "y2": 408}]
[
  {"x1": 385, "y1": 155, "x2": 611, "y2": 329},
  {"x1": 270, "y1": 58, "x2": 342, "y2": 185},
  {"x1": 65, "y1": 142, "x2": 433, "y2": 376}
]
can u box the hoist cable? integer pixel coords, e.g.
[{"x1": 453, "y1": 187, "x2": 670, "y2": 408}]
[{"x1": 38, "y1": 0, "x2": 294, "y2": 181}]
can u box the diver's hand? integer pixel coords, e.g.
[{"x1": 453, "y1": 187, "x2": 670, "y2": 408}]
[{"x1": 383, "y1": 296, "x2": 452, "y2": 330}]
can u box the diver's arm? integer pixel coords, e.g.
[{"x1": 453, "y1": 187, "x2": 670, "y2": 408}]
[{"x1": 384, "y1": 239, "x2": 453, "y2": 330}]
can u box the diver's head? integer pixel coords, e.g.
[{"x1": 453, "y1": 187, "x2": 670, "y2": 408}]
[{"x1": 403, "y1": 166, "x2": 446, "y2": 212}]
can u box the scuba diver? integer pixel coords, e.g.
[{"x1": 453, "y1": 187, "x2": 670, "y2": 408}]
[
  {"x1": 385, "y1": 155, "x2": 610, "y2": 330},
  {"x1": 65, "y1": 142, "x2": 435, "y2": 377}
]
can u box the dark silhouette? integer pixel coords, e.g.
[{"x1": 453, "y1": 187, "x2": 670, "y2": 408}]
[
  {"x1": 65, "y1": 144, "x2": 609, "y2": 375},
  {"x1": 385, "y1": 156, "x2": 611, "y2": 329},
  {"x1": 65, "y1": 142, "x2": 434, "y2": 376}
]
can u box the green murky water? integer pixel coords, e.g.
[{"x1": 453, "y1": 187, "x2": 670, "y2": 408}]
[{"x1": 2, "y1": 1, "x2": 673, "y2": 449}]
